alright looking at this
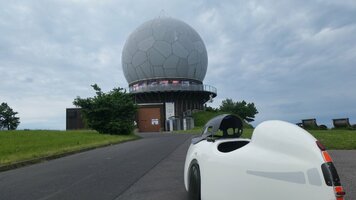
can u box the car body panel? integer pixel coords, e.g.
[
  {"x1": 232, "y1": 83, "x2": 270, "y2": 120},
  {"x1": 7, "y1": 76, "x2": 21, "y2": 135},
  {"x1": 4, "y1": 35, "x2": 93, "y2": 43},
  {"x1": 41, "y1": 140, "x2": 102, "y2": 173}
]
[{"x1": 184, "y1": 117, "x2": 340, "y2": 200}]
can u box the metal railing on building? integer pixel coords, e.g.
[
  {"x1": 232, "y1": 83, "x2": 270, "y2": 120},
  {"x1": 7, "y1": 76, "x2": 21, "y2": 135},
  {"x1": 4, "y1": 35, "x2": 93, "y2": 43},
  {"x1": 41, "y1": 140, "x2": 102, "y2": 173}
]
[{"x1": 128, "y1": 83, "x2": 217, "y2": 95}]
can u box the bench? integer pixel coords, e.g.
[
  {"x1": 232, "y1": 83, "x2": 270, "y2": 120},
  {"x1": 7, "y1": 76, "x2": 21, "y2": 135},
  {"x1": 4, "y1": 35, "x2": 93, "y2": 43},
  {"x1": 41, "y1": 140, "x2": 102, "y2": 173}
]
[
  {"x1": 301, "y1": 118, "x2": 327, "y2": 130},
  {"x1": 333, "y1": 118, "x2": 356, "y2": 129}
]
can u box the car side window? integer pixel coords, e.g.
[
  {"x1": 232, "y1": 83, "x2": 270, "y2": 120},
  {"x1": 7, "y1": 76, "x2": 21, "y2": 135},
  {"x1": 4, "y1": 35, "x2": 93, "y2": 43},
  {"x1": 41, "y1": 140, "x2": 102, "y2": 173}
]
[
  {"x1": 218, "y1": 128, "x2": 241, "y2": 138},
  {"x1": 226, "y1": 128, "x2": 234, "y2": 136},
  {"x1": 207, "y1": 126, "x2": 213, "y2": 134},
  {"x1": 202, "y1": 126, "x2": 214, "y2": 135}
]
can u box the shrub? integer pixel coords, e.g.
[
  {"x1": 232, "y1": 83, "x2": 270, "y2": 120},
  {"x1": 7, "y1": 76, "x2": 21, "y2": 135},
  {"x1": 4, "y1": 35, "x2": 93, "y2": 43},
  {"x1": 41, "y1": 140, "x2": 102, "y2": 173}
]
[{"x1": 73, "y1": 84, "x2": 137, "y2": 135}]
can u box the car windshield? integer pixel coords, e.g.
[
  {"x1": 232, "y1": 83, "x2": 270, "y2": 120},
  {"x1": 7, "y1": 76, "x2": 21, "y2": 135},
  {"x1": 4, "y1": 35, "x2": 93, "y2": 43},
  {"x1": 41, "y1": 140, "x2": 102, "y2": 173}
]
[
  {"x1": 192, "y1": 114, "x2": 244, "y2": 144},
  {"x1": 202, "y1": 114, "x2": 243, "y2": 139}
]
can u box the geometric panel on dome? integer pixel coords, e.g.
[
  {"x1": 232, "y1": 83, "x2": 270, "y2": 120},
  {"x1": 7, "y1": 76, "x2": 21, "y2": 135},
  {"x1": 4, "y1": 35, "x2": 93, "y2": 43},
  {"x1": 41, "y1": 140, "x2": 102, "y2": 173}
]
[
  {"x1": 148, "y1": 48, "x2": 165, "y2": 66},
  {"x1": 127, "y1": 63, "x2": 138, "y2": 81},
  {"x1": 194, "y1": 41, "x2": 205, "y2": 53},
  {"x1": 172, "y1": 42, "x2": 189, "y2": 58},
  {"x1": 136, "y1": 67, "x2": 146, "y2": 79},
  {"x1": 153, "y1": 66, "x2": 165, "y2": 77},
  {"x1": 163, "y1": 55, "x2": 179, "y2": 69},
  {"x1": 188, "y1": 63, "x2": 198, "y2": 78},
  {"x1": 188, "y1": 50, "x2": 199, "y2": 65},
  {"x1": 140, "y1": 61, "x2": 152, "y2": 78},
  {"x1": 165, "y1": 68, "x2": 177, "y2": 77},
  {"x1": 163, "y1": 29, "x2": 176, "y2": 43},
  {"x1": 132, "y1": 51, "x2": 147, "y2": 67},
  {"x1": 178, "y1": 34, "x2": 194, "y2": 52},
  {"x1": 138, "y1": 37, "x2": 155, "y2": 51},
  {"x1": 177, "y1": 58, "x2": 188, "y2": 77},
  {"x1": 153, "y1": 41, "x2": 172, "y2": 58},
  {"x1": 152, "y1": 22, "x2": 167, "y2": 40}
]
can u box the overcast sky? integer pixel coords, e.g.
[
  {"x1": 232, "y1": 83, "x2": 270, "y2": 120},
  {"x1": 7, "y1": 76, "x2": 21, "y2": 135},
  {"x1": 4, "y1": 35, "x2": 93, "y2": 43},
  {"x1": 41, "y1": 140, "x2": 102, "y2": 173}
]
[{"x1": 1, "y1": 0, "x2": 356, "y2": 129}]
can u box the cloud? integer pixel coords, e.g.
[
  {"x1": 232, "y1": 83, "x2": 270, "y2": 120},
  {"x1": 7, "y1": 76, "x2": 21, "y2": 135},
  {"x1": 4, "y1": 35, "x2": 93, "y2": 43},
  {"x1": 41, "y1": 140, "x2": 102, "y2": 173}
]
[
  {"x1": 195, "y1": 0, "x2": 356, "y2": 127},
  {"x1": 1, "y1": 0, "x2": 356, "y2": 129}
]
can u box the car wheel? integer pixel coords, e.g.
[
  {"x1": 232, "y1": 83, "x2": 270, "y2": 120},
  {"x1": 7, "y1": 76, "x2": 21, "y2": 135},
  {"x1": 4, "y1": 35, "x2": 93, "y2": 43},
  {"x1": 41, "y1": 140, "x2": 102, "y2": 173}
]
[{"x1": 188, "y1": 160, "x2": 201, "y2": 200}]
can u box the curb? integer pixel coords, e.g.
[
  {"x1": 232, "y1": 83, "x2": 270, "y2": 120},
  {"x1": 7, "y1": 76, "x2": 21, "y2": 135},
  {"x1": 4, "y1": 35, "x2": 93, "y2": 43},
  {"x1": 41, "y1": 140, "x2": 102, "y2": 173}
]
[{"x1": 0, "y1": 136, "x2": 140, "y2": 172}]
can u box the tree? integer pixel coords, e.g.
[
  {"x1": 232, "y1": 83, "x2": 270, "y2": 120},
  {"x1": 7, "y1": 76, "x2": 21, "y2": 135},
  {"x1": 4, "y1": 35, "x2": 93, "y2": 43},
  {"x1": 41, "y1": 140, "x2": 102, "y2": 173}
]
[
  {"x1": 73, "y1": 84, "x2": 137, "y2": 135},
  {"x1": 0, "y1": 102, "x2": 20, "y2": 130},
  {"x1": 219, "y1": 98, "x2": 258, "y2": 122},
  {"x1": 204, "y1": 105, "x2": 218, "y2": 112}
]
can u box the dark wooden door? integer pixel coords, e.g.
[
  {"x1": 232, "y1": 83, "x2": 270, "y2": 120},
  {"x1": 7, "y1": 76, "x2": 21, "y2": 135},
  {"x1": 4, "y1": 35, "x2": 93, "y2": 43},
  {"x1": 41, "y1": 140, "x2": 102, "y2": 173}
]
[{"x1": 137, "y1": 107, "x2": 161, "y2": 132}]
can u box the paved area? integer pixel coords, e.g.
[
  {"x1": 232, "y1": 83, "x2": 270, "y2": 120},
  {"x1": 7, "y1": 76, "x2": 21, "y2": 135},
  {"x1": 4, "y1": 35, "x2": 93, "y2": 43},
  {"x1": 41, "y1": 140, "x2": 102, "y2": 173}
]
[
  {"x1": 329, "y1": 150, "x2": 356, "y2": 200},
  {"x1": 0, "y1": 133, "x2": 354, "y2": 200},
  {"x1": 115, "y1": 133, "x2": 191, "y2": 200},
  {"x1": 0, "y1": 133, "x2": 192, "y2": 200}
]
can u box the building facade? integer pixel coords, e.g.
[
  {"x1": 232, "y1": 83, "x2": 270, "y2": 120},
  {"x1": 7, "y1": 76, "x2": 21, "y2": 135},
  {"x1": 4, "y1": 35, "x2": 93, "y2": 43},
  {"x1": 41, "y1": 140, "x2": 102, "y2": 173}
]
[{"x1": 122, "y1": 17, "x2": 217, "y2": 132}]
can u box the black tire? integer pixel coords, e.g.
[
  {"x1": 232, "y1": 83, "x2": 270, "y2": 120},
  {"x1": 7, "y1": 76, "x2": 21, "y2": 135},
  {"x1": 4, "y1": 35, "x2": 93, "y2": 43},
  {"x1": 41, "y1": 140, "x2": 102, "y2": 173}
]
[{"x1": 188, "y1": 160, "x2": 201, "y2": 200}]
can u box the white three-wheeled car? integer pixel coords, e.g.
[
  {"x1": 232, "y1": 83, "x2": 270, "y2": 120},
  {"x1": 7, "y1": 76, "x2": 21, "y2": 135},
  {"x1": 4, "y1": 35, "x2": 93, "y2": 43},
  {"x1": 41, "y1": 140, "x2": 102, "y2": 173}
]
[{"x1": 184, "y1": 114, "x2": 345, "y2": 200}]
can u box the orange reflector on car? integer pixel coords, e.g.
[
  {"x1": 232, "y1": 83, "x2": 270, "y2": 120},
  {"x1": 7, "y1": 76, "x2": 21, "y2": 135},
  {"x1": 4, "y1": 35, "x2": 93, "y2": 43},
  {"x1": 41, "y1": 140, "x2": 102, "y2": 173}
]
[
  {"x1": 322, "y1": 151, "x2": 333, "y2": 162},
  {"x1": 334, "y1": 186, "x2": 345, "y2": 200}
]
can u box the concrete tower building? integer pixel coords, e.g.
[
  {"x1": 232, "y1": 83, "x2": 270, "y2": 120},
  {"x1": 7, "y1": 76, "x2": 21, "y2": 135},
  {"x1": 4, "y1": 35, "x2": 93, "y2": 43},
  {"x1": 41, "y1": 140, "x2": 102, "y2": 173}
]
[{"x1": 122, "y1": 17, "x2": 217, "y2": 132}]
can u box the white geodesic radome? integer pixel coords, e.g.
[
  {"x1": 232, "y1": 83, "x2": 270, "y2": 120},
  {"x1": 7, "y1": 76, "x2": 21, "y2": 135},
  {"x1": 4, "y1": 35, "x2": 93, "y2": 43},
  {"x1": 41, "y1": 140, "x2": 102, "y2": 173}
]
[{"x1": 122, "y1": 17, "x2": 208, "y2": 84}]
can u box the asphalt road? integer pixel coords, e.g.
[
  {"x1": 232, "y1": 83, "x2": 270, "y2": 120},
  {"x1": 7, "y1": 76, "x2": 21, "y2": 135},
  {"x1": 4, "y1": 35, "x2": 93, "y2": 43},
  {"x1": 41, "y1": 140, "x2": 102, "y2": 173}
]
[
  {"x1": 0, "y1": 133, "x2": 355, "y2": 200},
  {"x1": 0, "y1": 133, "x2": 192, "y2": 200},
  {"x1": 329, "y1": 150, "x2": 356, "y2": 200}
]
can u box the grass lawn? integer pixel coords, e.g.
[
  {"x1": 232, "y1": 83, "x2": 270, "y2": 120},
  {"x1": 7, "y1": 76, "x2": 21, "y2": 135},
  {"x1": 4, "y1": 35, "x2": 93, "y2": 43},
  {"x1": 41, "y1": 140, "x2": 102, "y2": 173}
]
[
  {"x1": 0, "y1": 130, "x2": 138, "y2": 166},
  {"x1": 176, "y1": 127, "x2": 356, "y2": 150},
  {"x1": 308, "y1": 129, "x2": 356, "y2": 150}
]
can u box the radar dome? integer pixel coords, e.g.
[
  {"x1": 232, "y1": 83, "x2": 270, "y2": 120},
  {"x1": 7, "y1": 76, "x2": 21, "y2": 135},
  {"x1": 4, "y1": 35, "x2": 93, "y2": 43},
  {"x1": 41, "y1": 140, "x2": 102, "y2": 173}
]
[{"x1": 122, "y1": 17, "x2": 208, "y2": 84}]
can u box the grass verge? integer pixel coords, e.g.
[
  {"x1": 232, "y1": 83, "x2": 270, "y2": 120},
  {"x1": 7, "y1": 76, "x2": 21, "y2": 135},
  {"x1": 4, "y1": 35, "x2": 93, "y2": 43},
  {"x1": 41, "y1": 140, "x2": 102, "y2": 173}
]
[
  {"x1": 175, "y1": 127, "x2": 356, "y2": 150},
  {"x1": 0, "y1": 130, "x2": 138, "y2": 167},
  {"x1": 309, "y1": 129, "x2": 356, "y2": 150}
]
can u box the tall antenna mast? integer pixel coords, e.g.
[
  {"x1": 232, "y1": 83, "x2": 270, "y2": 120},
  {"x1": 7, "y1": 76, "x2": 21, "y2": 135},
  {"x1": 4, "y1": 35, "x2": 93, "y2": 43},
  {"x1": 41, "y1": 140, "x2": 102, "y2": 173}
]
[{"x1": 159, "y1": 9, "x2": 167, "y2": 18}]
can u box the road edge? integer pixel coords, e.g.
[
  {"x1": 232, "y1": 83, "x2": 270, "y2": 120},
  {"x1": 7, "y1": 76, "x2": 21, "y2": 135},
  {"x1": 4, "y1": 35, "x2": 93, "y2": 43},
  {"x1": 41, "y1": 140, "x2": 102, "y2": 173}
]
[{"x1": 0, "y1": 136, "x2": 140, "y2": 172}]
